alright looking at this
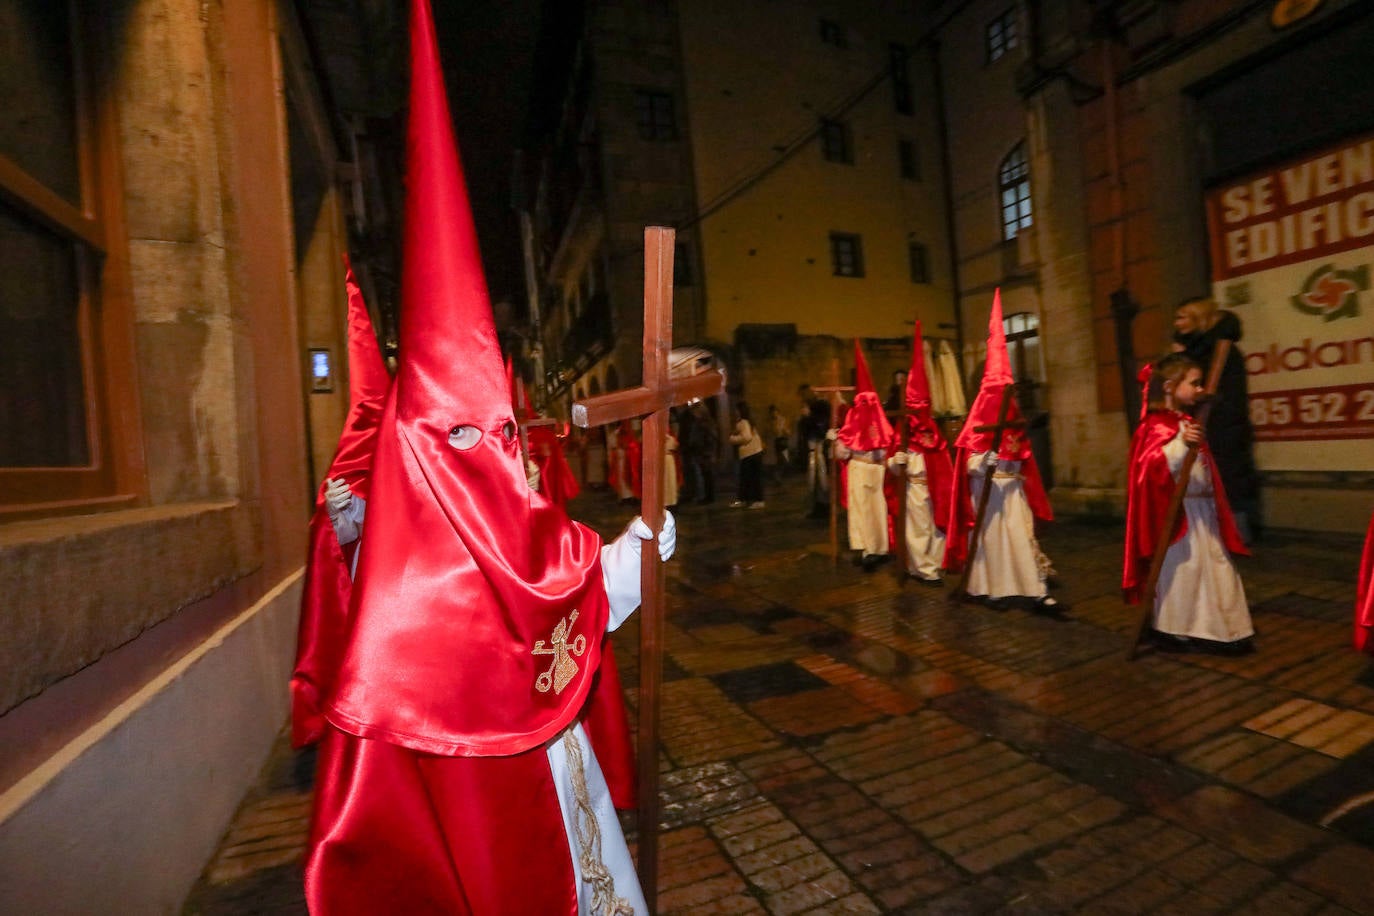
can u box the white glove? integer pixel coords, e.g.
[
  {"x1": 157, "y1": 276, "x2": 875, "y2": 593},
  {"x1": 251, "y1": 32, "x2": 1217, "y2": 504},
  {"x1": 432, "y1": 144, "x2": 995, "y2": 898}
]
[
  {"x1": 833, "y1": 442, "x2": 851, "y2": 461},
  {"x1": 324, "y1": 478, "x2": 352, "y2": 519},
  {"x1": 891, "y1": 451, "x2": 909, "y2": 465},
  {"x1": 525, "y1": 458, "x2": 542, "y2": 492},
  {"x1": 600, "y1": 511, "x2": 677, "y2": 630},
  {"x1": 627, "y1": 511, "x2": 676, "y2": 562},
  {"x1": 824, "y1": 428, "x2": 838, "y2": 441}
]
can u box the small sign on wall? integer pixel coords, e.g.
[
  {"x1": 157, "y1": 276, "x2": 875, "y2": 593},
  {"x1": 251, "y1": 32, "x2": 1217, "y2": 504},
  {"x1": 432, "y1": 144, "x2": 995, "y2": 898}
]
[{"x1": 309, "y1": 348, "x2": 334, "y2": 393}]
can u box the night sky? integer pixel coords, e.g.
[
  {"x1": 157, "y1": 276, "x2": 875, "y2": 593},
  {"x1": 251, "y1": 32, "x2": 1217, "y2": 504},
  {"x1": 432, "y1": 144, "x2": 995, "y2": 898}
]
[{"x1": 433, "y1": 0, "x2": 543, "y2": 302}]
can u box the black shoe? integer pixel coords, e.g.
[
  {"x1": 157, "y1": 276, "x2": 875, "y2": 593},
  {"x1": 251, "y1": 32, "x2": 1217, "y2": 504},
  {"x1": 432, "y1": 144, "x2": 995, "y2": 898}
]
[
  {"x1": 908, "y1": 574, "x2": 943, "y2": 587},
  {"x1": 861, "y1": 554, "x2": 884, "y2": 572},
  {"x1": 1147, "y1": 629, "x2": 1191, "y2": 653},
  {"x1": 1032, "y1": 596, "x2": 1068, "y2": 617},
  {"x1": 1199, "y1": 636, "x2": 1255, "y2": 656}
]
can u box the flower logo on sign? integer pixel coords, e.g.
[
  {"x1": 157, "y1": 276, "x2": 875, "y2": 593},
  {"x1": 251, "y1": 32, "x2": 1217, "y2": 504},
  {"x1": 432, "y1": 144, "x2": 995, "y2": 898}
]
[{"x1": 1290, "y1": 264, "x2": 1368, "y2": 321}]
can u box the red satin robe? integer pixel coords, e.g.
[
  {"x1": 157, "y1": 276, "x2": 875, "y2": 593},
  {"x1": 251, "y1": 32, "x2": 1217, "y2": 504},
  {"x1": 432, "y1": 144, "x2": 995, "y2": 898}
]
[
  {"x1": 530, "y1": 426, "x2": 581, "y2": 508},
  {"x1": 1354, "y1": 509, "x2": 1374, "y2": 653}
]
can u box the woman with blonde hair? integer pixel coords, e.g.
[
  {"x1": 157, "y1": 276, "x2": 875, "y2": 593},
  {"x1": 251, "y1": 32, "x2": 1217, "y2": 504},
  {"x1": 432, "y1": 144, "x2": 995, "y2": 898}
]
[{"x1": 1172, "y1": 296, "x2": 1260, "y2": 541}]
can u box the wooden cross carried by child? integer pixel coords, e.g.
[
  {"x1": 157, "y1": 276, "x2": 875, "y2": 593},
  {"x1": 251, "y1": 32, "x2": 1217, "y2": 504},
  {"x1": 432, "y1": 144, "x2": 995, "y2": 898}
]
[
  {"x1": 950, "y1": 385, "x2": 1027, "y2": 601},
  {"x1": 813, "y1": 359, "x2": 855, "y2": 562},
  {"x1": 572, "y1": 227, "x2": 723, "y2": 909}
]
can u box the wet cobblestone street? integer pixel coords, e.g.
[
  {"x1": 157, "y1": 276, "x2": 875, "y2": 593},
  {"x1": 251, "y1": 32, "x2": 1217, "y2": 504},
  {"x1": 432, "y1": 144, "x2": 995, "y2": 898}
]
[{"x1": 186, "y1": 477, "x2": 1374, "y2": 914}]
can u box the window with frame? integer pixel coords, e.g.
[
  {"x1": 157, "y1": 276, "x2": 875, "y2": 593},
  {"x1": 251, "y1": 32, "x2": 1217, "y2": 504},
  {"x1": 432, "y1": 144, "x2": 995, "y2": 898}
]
[
  {"x1": 1003, "y1": 311, "x2": 1043, "y2": 388},
  {"x1": 999, "y1": 141, "x2": 1032, "y2": 241},
  {"x1": 829, "y1": 233, "x2": 864, "y2": 278},
  {"x1": 908, "y1": 242, "x2": 930, "y2": 284},
  {"x1": 0, "y1": 1, "x2": 138, "y2": 512},
  {"x1": 820, "y1": 119, "x2": 852, "y2": 164},
  {"x1": 986, "y1": 8, "x2": 1019, "y2": 63},
  {"x1": 819, "y1": 19, "x2": 846, "y2": 48},
  {"x1": 898, "y1": 139, "x2": 920, "y2": 181},
  {"x1": 890, "y1": 43, "x2": 913, "y2": 115},
  {"x1": 633, "y1": 89, "x2": 676, "y2": 141}
]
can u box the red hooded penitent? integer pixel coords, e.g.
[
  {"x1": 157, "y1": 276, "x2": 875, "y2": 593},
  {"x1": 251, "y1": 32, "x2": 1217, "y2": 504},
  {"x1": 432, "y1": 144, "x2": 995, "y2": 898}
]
[
  {"x1": 290, "y1": 256, "x2": 388, "y2": 748},
  {"x1": 1122, "y1": 399, "x2": 1247, "y2": 604},
  {"x1": 837, "y1": 339, "x2": 893, "y2": 453},
  {"x1": 901, "y1": 319, "x2": 953, "y2": 531},
  {"x1": 1356, "y1": 510, "x2": 1374, "y2": 653},
  {"x1": 511, "y1": 370, "x2": 583, "y2": 509},
  {"x1": 306, "y1": 4, "x2": 621, "y2": 911},
  {"x1": 943, "y1": 290, "x2": 1052, "y2": 572}
]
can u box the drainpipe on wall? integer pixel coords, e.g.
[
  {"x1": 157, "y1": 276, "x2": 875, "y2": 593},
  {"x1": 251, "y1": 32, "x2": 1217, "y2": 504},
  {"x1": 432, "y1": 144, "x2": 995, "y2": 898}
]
[
  {"x1": 929, "y1": 37, "x2": 966, "y2": 377},
  {"x1": 1100, "y1": 35, "x2": 1142, "y2": 431}
]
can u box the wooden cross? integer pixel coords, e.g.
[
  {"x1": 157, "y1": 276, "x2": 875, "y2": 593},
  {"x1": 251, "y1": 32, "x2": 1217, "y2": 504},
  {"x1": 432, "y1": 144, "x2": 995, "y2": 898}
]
[
  {"x1": 891, "y1": 399, "x2": 915, "y2": 584},
  {"x1": 1125, "y1": 340, "x2": 1231, "y2": 660},
  {"x1": 950, "y1": 385, "x2": 1028, "y2": 601},
  {"x1": 813, "y1": 359, "x2": 855, "y2": 562},
  {"x1": 571, "y1": 227, "x2": 723, "y2": 908}
]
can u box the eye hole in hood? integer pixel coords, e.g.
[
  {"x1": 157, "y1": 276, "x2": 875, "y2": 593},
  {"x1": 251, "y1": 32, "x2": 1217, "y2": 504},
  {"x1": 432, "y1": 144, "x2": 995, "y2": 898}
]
[{"x1": 448, "y1": 425, "x2": 481, "y2": 450}]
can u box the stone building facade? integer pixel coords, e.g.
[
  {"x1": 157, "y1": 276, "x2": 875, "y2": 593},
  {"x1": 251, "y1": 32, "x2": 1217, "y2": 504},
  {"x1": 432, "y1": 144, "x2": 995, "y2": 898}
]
[
  {"x1": 522, "y1": 0, "x2": 955, "y2": 429},
  {"x1": 0, "y1": 1, "x2": 402, "y2": 910},
  {"x1": 929, "y1": 0, "x2": 1374, "y2": 527}
]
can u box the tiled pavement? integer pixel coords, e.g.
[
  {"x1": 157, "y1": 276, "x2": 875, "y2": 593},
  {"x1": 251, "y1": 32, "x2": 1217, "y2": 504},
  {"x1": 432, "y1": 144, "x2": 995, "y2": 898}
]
[{"x1": 185, "y1": 477, "x2": 1374, "y2": 914}]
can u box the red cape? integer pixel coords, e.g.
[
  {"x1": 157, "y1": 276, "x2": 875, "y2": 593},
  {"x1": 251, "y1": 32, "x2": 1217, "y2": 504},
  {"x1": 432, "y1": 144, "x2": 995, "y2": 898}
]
[
  {"x1": 1354, "y1": 509, "x2": 1374, "y2": 652},
  {"x1": 942, "y1": 446, "x2": 1052, "y2": 573},
  {"x1": 1121, "y1": 410, "x2": 1248, "y2": 604},
  {"x1": 530, "y1": 426, "x2": 581, "y2": 508},
  {"x1": 291, "y1": 258, "x2": 388, "y2": 749},
  {"x1": 607, "y1": 423, "x2": 642, "y2": 498}
]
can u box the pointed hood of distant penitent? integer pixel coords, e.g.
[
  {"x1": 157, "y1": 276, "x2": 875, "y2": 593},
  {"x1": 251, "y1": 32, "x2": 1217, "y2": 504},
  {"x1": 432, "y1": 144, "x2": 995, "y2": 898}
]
[
  {"x1": 837, "y1": 339, "x2": 893, "y2": 452},
  {"x1": 318, "y1": 256, "x2": 389, "y2": 504},
  {"x1": 954, "y1": 289, "x2": 1030, "y2": 460},
  {"x1": 903, "y1": 319, "x2": 946, "y2": 450}
]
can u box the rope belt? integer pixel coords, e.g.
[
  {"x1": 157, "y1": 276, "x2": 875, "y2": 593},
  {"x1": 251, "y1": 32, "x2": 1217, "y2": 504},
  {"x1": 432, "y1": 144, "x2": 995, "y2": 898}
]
[
  {"x1": 563, "y1": 726, "x2": 633, "y2": 915},
  {"x1": 848, "y1": 452, "x2": 884, "y2": 465}
]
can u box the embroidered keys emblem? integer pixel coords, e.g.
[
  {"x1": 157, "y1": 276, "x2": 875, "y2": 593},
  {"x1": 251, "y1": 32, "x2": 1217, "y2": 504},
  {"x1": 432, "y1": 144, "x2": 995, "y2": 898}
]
[{"x1": 532, "y1": 610, "x2": 587, "y2": 694}]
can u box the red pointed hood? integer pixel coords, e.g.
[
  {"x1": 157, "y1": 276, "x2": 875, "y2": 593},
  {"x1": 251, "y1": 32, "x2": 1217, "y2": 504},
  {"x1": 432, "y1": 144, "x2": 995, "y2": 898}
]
[
  {"x1": 319, "y1": 256, "x2": 389, "y2": 504},
  {"x1": 954, "y1": 289, "x2": 1029, "y2": 458},
  {"x1": 853, "y1": 338, "x2": 877, "y2": 395},
  {"x1": 327, "y1": 0, "x2": 607, "y2": 757},
  {"x1": 839, "y1": 340, "x2": 893, "y2": 451},
  {"x1": 291, "y1": 257, "x2": 389, "y2": 749},
  {"x1": 837, "y1": 390, "x2": 894, "y2": 451},
  {"x1": 903, "y1": 319, "x2": 946, "y2": 450}
]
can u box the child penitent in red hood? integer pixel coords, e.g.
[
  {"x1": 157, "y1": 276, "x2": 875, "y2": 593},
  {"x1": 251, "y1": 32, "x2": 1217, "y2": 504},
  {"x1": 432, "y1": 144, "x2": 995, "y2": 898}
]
[
  {"x1": 943, "y1": 290, "x2": 1060, "y2": 612},
  {"x1": 831, "y1": 340, "x2": 895, "y2": 571},
  {"x1": 1124, "y1": 354, "x2": 1253, "y2": 654},
  {"x1": 887, "y1": 320, "x2": 954, "y2": 584}
]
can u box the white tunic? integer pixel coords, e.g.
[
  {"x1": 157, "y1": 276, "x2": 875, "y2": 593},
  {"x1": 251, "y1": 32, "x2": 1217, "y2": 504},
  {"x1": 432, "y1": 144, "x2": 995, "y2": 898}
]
[
  {"x1": 964, "y1": 452, "x2": 1049, "y2": 599},
  {"x1": 842, "y1": 449, "x2": 889, "y2": 556},
  {"x1": 541, "y1": 534, "x2": 650, "y2": 914},
  {"x1": 1153, "y1": 434, "x2": 1253, "y2": 642},
  {"x1": 888, "y1": 452, "x2": 944, "y2": 580}
]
